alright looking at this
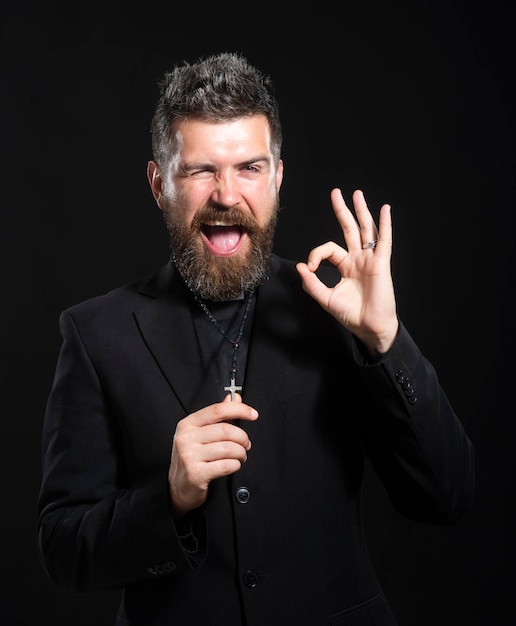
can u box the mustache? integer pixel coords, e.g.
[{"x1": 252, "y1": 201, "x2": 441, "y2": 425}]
[{"x1": 191, "y1": 205, "x2": 259, "y2": 231}]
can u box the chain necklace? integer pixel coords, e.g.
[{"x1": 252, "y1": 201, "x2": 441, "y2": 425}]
[{"x1": 192, "y1": 290, "x2": 254, "y2": 400}]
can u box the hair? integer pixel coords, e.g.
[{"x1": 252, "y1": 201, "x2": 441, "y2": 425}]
[{"x1": 150, "y1": 51, "x2": 282, "y2": 168}]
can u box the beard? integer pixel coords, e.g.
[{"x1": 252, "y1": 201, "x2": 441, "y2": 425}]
[{"x1": 162, "y1": 198, "x2": 279, "y2": 301}]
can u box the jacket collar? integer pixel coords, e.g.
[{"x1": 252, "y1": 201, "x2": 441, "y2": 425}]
[{"x1": 134, "y1": 256, "x2": 304, "y2": 420}]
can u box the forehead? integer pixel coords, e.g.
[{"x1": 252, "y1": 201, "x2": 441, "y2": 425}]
[{"x1": 173, "y1": 115, "x2": 272, "y2": 160}]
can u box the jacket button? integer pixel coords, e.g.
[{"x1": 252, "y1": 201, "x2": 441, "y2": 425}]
[
  {"x1": 236, "y1": 486, "x2": 251, "y2": 504},
  {"x1": 243, "y1": 570, "x2": 259, "y2": 587},
  {"x1": 147, "y1": 561, "x2": 176, "y2": 576},
  {"x1": 395, "y1": 370, "x2": 417, "y2": 403}
]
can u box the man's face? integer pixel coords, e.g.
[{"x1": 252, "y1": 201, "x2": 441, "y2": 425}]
[{"x1": 148, "y1": 115, "x2": 284, "y2": 300}]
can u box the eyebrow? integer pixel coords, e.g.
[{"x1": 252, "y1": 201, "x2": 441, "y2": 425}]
[{"x1": 181, "y1": 155, "x2": 271, "y2": 172}]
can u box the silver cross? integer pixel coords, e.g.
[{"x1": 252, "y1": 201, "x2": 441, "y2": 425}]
[{"x1": 224, "y1": 374, "x2": 242, "y2": 401}]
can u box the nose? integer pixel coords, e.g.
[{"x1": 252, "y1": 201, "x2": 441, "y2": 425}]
[{"x1": 210, "y1": 173, "x2": 240, "y2": 208}]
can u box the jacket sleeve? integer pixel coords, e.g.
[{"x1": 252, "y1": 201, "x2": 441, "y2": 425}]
[
  {"x1": 354, "y1": 322, "x2": 475, "y2": 525},
  {"x1": 37, "y1": 310, "x2": 206, "y2": 593}
]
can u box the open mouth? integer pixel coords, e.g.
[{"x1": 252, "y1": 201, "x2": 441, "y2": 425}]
[{"x1": 201, "y1": 223, "x2": 247, "y2": 256}]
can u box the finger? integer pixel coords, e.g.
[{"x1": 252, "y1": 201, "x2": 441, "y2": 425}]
[
  {"x1": 223, "y1": 392, "x2": 242, "y2": 403},
  {"x1": 330, "y1": 188, "x2": 363, "y2": 252},
  {"x1": 200, "y1": 457, "x2": 247, "y2": 481},
  {"x1": 352, "y1": 189, "x2": 379, "y2": 248},
  {"x1": 174, "y1": 419, "x2": 252, "y2": 455},
  {"x1": 188, "y1": 401, "x2": 259, "y2": 427},
  {"x1": 375, "y1": 203, "x2": 392, "y2": 257},
  {"x1": 190, "y1": 434, "x2": 251, "y2": 464},
  {"x1": 300, "y1": 241, "x2": 348, "y2": 273}
]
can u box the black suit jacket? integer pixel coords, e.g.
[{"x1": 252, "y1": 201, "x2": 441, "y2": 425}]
[{"x1": 37, "y1": 254, "x2": 475, "y2": 626}]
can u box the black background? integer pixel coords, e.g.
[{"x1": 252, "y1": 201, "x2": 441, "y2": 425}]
[{"x1": 1, "y1": 1, "x2": 514, "y2": 624}]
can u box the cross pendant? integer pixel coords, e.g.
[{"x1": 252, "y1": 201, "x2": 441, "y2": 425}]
[{"x1": 224, "y1": 373, "x2": 242, "y2": 401}]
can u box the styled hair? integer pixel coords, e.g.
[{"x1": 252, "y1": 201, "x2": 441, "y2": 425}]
[{"x1": 150, "y1": 52, "x2": 282, "y2": 167}]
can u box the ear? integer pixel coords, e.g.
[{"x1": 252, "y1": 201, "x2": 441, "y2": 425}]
[
  {"x1": 147, "y1": 161, "x2": 164, "y2": 209},
  {"x1": 276, "y1": 159, "x2": 284, "y2": 191}
]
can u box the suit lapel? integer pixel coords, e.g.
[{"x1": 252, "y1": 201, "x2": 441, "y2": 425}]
[
  {"x1": 134, "y1": 264, "x2": 220, "y2": 413},
  {"x1": 243, "y1": 256, "x2": 306, "y2": 425}
]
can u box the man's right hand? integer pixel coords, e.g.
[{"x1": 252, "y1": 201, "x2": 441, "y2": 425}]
[{"x1": 168, "y1": 394, "x2": 258, "y2": 517}]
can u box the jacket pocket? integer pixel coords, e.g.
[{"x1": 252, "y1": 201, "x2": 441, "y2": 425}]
[{"x1": 329, "y1": 591, "x2": 398, "y2": 625}]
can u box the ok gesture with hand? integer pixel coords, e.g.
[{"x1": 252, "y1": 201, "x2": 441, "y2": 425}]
[{"x1": 296, "y1": 188, "x2": 399, "y2": 356}]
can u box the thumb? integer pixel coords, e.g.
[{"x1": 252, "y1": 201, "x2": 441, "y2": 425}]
[{"x1": 223, "y1": 392, "x2": 243, "y2": 403}]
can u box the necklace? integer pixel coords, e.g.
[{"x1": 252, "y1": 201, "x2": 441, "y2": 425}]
[{"x1": 193, "y1": 291, "x2": 254, "y2": 400}]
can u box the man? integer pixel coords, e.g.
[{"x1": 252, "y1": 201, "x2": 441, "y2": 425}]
[{"x1": 37, "y1": 52, "x2": 475, "y2": 625}]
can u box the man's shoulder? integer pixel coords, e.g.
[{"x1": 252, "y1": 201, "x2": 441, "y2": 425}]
[{"x1": 63, "y1": 262, "x2": 174, "y2": 320}]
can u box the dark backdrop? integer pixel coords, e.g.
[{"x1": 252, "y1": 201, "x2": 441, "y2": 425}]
[{"x1": 1, "y1": 1, "x2": 514, "y2": 625}]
